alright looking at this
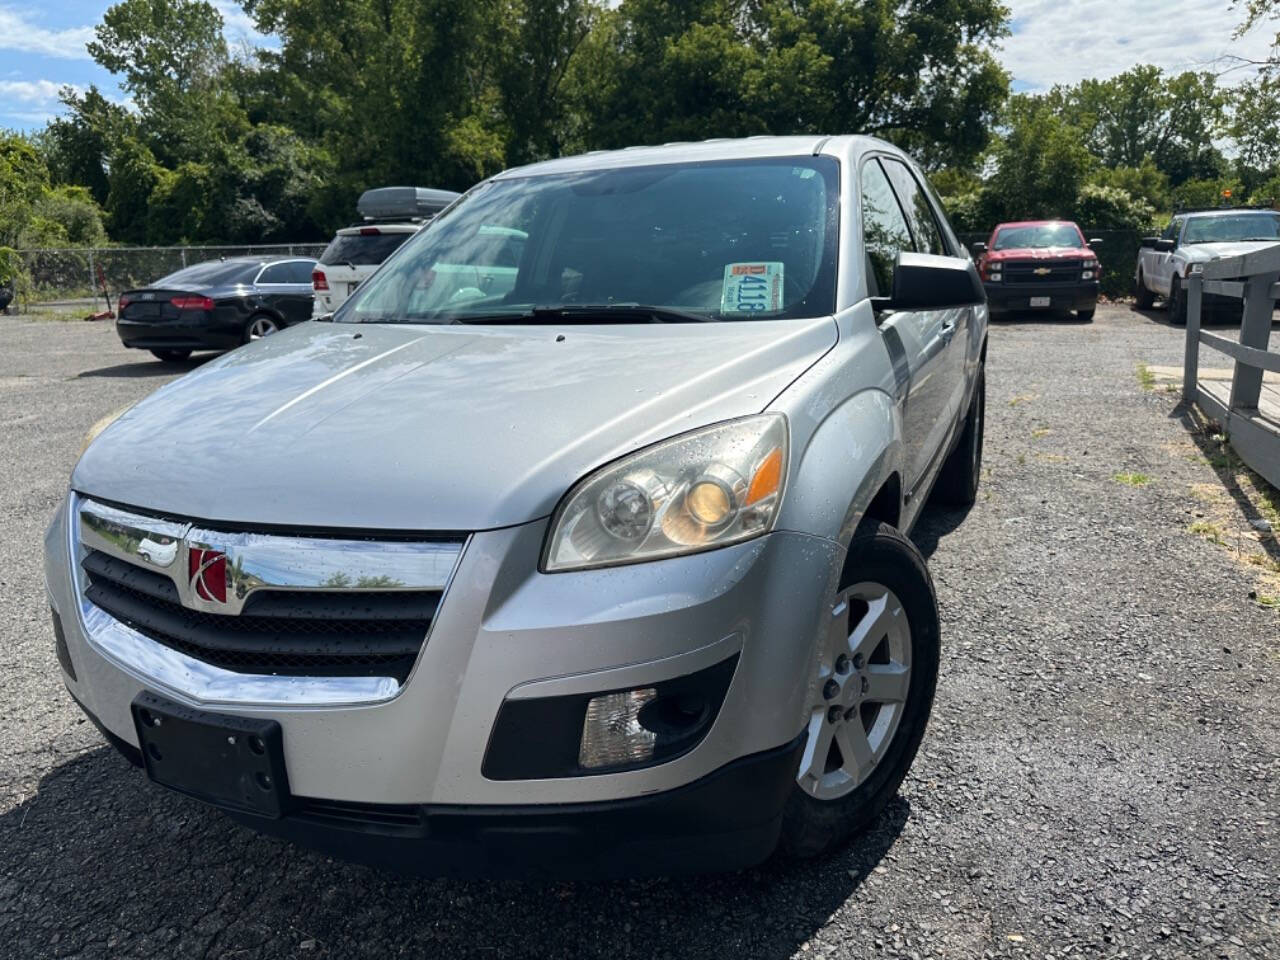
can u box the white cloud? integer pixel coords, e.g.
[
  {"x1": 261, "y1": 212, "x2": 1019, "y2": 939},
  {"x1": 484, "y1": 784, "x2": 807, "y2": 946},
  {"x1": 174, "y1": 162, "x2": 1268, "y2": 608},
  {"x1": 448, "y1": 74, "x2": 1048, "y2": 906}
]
[
  {"x1": 0, "y1": 7, "x2": 93, "y2": 59},
  {"x1": 0, "y1": 78, "x2": 85, "y2": 125},
  {"x1": 1001, "y1": 0, "x2": 1277, "y2": 90}
]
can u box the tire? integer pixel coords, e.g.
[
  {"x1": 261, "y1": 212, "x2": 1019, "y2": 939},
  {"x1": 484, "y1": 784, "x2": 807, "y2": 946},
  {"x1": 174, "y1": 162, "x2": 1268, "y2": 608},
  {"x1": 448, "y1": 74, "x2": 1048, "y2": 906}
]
[
  {"x1": 150, "y1": 349, "x2": 192, "y2": 363},
  {"x1": 1076, "y1": 308, "x2": 1095, "y2": 323},
  {"x1": 778, "y1": 521, "x2": 940, "y2": 860},
  {"x1": 245, "y1": 314, "x2": 280, "y2": 342},
  {"x1": 1169, "y1": 276, "x2": 1187, "y2": 326},
  {"x1": 932, "y1": 364, "x2": 985, "y2": 507},
  {"x1": 1134, "y1": 270, "x2": 1155, "y2": 309}
]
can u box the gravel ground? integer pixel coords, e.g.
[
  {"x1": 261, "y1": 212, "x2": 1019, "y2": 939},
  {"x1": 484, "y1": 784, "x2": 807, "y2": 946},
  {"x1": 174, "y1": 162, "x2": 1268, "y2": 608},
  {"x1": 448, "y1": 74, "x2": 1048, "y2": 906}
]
[{"x1": 1, "y1": 305, "x2": 1276, "y2": 959}]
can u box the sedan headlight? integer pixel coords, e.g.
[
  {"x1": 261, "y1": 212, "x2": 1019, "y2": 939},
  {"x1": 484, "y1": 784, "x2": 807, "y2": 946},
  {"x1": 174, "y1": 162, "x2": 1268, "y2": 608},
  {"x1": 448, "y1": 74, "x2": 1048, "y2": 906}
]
[{"x1": 544, "y1": 415, "x2": 788, "y2": 572}]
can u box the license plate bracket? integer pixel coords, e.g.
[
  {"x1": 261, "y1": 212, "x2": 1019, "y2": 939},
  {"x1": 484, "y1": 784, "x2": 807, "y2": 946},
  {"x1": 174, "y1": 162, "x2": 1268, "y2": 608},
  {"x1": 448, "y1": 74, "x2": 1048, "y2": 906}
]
[
  {"x1": 131, "y1": 692, "x2": 292, "y2": 818},
  {"x1": 1029, "y1": 296, "x2": 1051, "y2": 308}
]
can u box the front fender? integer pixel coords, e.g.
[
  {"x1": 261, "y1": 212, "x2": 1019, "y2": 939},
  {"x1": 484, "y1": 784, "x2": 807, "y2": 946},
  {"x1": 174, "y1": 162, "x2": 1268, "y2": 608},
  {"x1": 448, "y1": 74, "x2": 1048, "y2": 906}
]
[{"x1": 775, "y1": 387, "x2": 901, "y2": 552}]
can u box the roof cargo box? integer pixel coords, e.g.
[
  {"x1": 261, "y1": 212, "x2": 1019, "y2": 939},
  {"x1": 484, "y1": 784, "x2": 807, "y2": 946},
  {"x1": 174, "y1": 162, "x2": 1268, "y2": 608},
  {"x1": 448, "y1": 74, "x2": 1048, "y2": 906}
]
[{"x1": 357, "y1": 186, "x2": 461, "y2": 221}]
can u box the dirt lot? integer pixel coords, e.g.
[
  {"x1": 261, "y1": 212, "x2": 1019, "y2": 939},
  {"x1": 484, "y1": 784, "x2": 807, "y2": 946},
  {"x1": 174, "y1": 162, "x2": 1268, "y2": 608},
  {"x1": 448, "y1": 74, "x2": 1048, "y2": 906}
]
[{"x1": 1, "y1": 305, "x2": 1276, "y2": 959}]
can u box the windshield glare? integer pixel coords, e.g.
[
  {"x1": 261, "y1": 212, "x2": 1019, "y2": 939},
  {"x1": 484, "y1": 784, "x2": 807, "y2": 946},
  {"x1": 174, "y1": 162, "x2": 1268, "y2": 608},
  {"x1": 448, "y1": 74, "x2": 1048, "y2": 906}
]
[
  {"x1": 339, "y1": 158, "x2": 839, "y2": 324},
  {"x1": 1183, "y1": 213, "x2": 1280, "y2": 245},
  {"x1": 992, "y1": 224, "x2": 1082, "y2": 250}
]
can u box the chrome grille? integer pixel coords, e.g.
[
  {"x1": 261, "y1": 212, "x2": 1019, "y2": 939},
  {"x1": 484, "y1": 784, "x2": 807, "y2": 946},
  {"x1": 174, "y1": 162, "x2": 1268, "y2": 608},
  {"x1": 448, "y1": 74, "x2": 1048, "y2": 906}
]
[
  {"x1": 1001, "y1": 260, "x2": 1082, "y2": 283},
  {"x1": 69, "y1": 495, "x2": 466, "y2": 704}
]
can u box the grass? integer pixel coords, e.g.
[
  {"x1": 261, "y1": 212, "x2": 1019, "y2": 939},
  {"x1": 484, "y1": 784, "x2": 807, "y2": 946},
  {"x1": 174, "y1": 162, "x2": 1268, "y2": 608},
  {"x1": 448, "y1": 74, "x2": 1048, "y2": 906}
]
[
  {"x1": 1031, "y1": 427, "x2": 1051, "y2": 439},
  {"x1": 1113, "y1": 472, "x2": 1152, "y2": 487},
  {"x1": 1136, "y1": 362, "x2": 1156, "y2": 392},
  {"x1": 1188, "y1": 520, "x2": 1227, "y2": 545},
  {"x1": 1008, "y1": 393, "x2": 1036, "y2": 407}
]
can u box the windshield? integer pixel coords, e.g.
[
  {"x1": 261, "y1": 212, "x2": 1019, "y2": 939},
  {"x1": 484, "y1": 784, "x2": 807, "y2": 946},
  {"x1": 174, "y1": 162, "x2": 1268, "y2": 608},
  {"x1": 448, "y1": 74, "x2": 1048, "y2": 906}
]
[
  {"x1": 321, "y1": 231, "x2": 416, "y2": 266},
  {"x1": 992, "y1": 223, "x2": 1082, "y2": 250},
  {"x1": 154, "y1": 260, "x2": 261, "y2": 287},
  {"x1": 1183, "y1": 213, "x2": 1280, "y2": 245},
  {"x1": 339, "y1": 157, "x2": 839, "y2": 324}
]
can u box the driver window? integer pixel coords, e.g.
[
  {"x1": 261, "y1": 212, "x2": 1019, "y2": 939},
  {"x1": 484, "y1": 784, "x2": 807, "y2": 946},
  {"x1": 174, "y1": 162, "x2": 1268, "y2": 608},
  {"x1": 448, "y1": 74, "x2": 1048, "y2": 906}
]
[{"x1": 860, "y1": 159, "x2": 916, "y2": 298}]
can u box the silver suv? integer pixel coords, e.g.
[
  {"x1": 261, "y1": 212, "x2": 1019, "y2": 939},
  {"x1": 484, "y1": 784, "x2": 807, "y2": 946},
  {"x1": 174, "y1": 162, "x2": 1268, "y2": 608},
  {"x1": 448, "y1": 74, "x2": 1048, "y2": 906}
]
[{"x1": 43, "y1": 136, "x2": 987, "y2": 877}]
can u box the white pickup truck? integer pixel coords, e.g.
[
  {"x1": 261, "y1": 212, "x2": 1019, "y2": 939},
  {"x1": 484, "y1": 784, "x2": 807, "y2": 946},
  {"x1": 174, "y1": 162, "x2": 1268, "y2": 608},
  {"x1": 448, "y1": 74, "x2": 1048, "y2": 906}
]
[{"x1": 1134, "y1": 208, "x2": 1280, "y2": 323}]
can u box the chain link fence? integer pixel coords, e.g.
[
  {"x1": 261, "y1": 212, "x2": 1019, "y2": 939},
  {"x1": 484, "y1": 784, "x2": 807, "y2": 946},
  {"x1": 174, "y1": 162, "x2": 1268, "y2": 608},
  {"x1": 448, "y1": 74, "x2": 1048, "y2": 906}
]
[
  {"x1": 956, "y1": 228, "x2": 1141, "y2": 298},
  {"x1": 8, "y1": 244, "x2": 328, "y2": 312}
]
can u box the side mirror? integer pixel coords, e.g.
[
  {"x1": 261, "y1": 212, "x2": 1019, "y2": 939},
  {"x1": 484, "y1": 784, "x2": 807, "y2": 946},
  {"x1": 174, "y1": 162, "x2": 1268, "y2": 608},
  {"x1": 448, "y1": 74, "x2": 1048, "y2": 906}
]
[
  {"x1": 879, "y1": 251, "x2": 985, "y2": 311},
  {"x1": 1140, "y1": 237, "x2": 1159, "y2": 249},
  {"x1": 1088, "y1": 238, "x2": 1103, "y2": 245},
  {"x1": 970, "y1": 242, "x2": 987, "y2": 255},
  {"x1": 1154, "y1": 239, "x2": 1176, "y2": 252}
]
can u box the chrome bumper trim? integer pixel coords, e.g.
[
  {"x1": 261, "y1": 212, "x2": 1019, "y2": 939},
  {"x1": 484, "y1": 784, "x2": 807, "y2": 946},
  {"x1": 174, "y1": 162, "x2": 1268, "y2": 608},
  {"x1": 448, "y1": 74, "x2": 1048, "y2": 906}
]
[{"x1": 67, "y1": 492, "x2": 467, "y2": 707}]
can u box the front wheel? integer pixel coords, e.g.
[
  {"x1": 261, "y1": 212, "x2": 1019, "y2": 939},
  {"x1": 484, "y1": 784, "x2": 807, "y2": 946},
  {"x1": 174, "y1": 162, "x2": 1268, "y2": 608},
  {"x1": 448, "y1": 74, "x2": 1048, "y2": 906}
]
[
  {"x1": 778, "y1": 521, "x2": 940, "y2": 859},
  {"x1": 1169, "y1": 276, "x2": 1187, "y2": 326}
]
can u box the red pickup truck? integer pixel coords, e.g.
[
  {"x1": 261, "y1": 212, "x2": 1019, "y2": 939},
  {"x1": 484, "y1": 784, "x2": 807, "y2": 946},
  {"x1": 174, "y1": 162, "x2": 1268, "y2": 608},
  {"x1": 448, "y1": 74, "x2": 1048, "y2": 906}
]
[{"x1": 972, "y1": 220, "x2": 1101, "y2": 322}]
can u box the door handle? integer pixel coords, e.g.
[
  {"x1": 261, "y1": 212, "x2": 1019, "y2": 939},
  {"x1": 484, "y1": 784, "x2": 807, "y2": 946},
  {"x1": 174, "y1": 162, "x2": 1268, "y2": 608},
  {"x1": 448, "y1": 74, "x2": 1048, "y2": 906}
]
[{"x1": 940, "y1": 318, "x2": 957, "y2": 342}]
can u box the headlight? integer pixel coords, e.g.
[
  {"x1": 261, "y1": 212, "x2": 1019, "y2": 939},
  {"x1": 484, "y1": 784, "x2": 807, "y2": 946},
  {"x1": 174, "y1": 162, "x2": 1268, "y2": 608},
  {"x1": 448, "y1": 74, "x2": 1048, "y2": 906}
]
[
  {"x1": 1083, "y1": 258, "x2": 1098, "y2": 269},
  {"x1": 543, "y1": 415, "x2": 788, "y2": 572},
  {"x1": 1189, "y1": 263, "x2": 1205, "y2": 275}
]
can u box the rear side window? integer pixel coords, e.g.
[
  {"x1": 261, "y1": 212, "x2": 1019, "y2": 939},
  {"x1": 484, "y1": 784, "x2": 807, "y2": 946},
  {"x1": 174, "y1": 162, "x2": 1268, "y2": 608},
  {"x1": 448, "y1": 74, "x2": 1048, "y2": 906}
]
[
  {"x1": 286, "y1": 260, "x2": 316, "y2": 283},
  {"x1": 320, "y1": 232, "x2": 414, "y2": 266},
  {"x1": 257, "y1": 262, "x2": 293, "y2": 283},
  {"x1": 879, "y1": 158, "x2": 945, "y2": 256},
  {"x1": 155, "y1": 260, "x2": 260, "y2": 287},
  {"x1": 860, "y1": 160, "x2": 915, "y2": 297}
]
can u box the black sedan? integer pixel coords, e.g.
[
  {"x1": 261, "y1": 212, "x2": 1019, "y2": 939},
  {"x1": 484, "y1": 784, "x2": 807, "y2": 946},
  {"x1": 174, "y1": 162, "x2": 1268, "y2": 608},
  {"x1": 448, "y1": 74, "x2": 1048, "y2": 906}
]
[{"x1": 116, "y1": 256, "x2": 318, "y2": 362}]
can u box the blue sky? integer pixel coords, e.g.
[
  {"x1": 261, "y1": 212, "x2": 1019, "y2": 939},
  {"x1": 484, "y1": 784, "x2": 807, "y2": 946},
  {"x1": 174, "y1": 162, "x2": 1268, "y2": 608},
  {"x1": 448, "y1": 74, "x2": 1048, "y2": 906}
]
[{"x1": 2, "y1": 0, "x2": 1276, "y2": 132}]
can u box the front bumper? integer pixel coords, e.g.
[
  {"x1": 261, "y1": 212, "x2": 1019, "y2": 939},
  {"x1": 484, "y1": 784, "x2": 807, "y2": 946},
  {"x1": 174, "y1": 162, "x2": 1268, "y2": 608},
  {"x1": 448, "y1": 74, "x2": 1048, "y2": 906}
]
[
  {"x1": 984, "y1": 281, "x2": 1097, "y2": 314},
  {"x1": 45, "y1": 496, "x2": 841, "y2": 869}
]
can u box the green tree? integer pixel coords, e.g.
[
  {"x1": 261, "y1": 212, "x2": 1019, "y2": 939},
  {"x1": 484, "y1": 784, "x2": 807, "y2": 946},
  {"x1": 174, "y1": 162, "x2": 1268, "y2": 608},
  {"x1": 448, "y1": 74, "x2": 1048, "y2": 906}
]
[
  {"x1": 563, "y1": 0, "x2": 1009, "y2": 168},
  {"x1": 978, "y1": 97, "x2": 1094, "y2": 224}
]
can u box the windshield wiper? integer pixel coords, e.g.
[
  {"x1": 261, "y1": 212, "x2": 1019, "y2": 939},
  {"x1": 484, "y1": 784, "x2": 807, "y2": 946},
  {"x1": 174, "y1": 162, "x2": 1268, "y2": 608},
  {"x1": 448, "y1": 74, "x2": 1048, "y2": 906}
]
[{"x1": 453, "y1": 303, "x2": 716, "y2": 325}]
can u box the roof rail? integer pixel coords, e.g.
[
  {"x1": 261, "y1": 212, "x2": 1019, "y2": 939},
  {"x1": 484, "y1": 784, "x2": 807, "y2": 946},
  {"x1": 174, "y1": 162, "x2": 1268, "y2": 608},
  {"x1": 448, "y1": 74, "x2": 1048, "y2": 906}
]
[{"x1": 1173, "y1": 203, "x2": 1277, "y2": 215}]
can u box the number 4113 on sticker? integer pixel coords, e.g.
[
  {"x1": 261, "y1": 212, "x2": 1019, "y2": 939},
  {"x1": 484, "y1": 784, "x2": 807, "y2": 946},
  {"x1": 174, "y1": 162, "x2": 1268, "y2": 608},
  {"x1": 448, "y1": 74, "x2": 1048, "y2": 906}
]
[{"x1": 721, "y1": 262, "x2": 784, "y2": 315}]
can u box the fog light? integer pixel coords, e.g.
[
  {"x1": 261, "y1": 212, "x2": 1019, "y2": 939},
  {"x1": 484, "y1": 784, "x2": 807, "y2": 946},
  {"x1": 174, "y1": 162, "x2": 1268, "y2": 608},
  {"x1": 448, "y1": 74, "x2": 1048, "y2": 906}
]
[
  {"x1": 1082, "y1": 270, "x2": 1095, "y2": 280},
  {"x1": 579, "y1": 688, "x2": 657, "y2": 769}
]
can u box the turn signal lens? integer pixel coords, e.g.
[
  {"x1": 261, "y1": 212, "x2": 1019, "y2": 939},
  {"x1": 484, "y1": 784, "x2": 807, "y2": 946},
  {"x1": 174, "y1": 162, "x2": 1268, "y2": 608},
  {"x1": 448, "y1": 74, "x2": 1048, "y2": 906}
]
[
  {"x1": 579, "y1": 688, "x2": 658, "y2": 769},
  {"x1": 746, "y1": 446, "x2": 783, "y2": 506}
]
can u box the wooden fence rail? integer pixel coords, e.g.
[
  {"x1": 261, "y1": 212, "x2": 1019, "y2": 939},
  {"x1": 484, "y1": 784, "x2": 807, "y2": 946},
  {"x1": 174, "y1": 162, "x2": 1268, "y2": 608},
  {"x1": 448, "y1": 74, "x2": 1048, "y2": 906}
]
[{"x1": 1183, "y1": 243, "x2": 1280, "y2": 487}]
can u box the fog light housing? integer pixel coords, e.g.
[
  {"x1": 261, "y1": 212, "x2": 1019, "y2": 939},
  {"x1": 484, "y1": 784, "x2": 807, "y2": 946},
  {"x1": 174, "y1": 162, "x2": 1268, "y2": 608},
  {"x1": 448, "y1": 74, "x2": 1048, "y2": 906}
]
[
  {"x1": 1082, "y1": 270, "x2": 1095, "y2": 280},
  {"x1": 579, "y1": 688, "x2": 658, "y2": 769},
  {"x1": 482, "y1": 653, "x2": 739, "y2": 780}
]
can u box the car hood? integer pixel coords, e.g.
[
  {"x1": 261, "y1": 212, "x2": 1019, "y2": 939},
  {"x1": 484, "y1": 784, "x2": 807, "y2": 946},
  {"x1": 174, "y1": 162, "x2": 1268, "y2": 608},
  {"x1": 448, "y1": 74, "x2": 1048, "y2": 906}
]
[
  {"x1": 985, "y1": 246, "x2": 1090, "y2": 261},
  {"x1": 1179, "y1": 240, "x2": 1280, "y2": 263},
  {"x1": 74, "y1": 318, "x2": 837, "y2": 531}
]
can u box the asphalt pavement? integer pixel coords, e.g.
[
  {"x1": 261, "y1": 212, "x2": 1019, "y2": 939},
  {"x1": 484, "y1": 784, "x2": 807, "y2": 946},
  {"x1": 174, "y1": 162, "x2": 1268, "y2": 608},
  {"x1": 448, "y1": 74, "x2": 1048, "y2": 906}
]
[{"x1": 0, "y1": 305, "x2": 1276, "y2": 958}]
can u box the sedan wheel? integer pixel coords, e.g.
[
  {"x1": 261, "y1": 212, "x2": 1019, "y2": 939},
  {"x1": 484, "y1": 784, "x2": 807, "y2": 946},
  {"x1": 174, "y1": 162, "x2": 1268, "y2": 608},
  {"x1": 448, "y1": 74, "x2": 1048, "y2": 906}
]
[
  {"x1": 796, "y1": 582, "x2": 912, "y2": 801},
  {"x1": 247, "y1": 315, "x2": 280, "y2": 341}
]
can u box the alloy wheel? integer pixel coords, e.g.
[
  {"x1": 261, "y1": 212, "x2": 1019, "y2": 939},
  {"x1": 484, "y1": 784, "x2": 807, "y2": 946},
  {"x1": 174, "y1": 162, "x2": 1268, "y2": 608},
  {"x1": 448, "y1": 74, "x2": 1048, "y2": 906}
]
[
  {"x1": 796, "y1": 582, "x2": 912, "y2": 800},
  {"x1": 249, "y1": 316, "x2": 279, "y2": 340}
]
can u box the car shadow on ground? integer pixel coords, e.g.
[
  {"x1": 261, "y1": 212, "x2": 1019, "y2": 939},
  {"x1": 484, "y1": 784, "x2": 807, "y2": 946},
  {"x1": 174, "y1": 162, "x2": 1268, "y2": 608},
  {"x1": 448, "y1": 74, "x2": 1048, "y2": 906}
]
[
  {"x1": 1130, "y1": 303, "x2": 1246, "y2": 328},
  {"x1": 987, "y1": 310, "x2": 1091, "y2": 325},
  {"x1": 77, "y1": 355, "x2": 212, "y2": 379},
  {"x1": 2, "y1": 742, "x2": 911, "y2": 956},
  {"x1": 1169, "y1": 398, "x2": 1280, "y2": 566},
  {"x1": 912, "y1": 500, "x2": 974, "y2": 560}
]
